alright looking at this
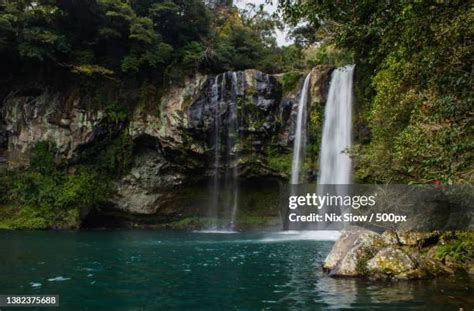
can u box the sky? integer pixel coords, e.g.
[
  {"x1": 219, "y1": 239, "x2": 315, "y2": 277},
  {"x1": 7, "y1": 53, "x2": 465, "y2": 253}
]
[{"x1": 233, "y1": 0, "x2": 293, "y2": 46}]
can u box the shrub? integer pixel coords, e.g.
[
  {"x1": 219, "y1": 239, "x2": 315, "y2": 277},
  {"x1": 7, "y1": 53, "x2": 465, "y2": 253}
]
[
  {"x1": 436, "y1": 231, "x2": 474, "y2": 263},
  {"x1": 304, "y1": 44, "x2": 353, "y2": 68},
  {"x1": 281, "y1": 71, "x2": 303, "y2": 93},
  {"x1": 3, "y1": 142, "x2": 112, "y2": 229}
]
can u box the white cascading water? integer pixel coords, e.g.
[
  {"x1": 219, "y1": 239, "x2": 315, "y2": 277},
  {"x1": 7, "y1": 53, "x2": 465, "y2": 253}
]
[
  {"x1": 210, "y1": 74, "x2": 222, "y2": 229},
  {"x1": 290, "y1": 73, "x2": 311, "y2": 185},
  {"x1": 318, "y1": 65, "x2": 355, "y2": 185},
  {"x1": 229, "y1": 72, "x2": 240, "y2": 228}
]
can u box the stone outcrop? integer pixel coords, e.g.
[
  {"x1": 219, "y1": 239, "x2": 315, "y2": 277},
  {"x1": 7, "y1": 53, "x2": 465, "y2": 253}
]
[
  {"x1": 323, "y1": 228, "x2": 384, "y2": 277},
  {"x1": 323, "y1": 228, "x2": 472, "y2": 280}
]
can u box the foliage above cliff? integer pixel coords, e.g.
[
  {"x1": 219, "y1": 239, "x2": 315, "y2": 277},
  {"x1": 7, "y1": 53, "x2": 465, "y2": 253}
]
[
  {"x1": 0, "y1": 0, "x2": 299, "y2": 84},
  {"x1": 280, "y1": 1, "x2": 473, "y2": 184}
]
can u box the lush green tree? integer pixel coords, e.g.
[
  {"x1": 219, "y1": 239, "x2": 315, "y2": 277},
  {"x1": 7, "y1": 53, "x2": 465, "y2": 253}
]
[{"x1": 0, "y1": 1, "x2": 69, "y2": 62}]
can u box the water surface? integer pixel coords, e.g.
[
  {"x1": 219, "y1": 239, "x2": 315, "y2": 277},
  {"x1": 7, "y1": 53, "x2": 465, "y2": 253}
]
[{"x1": 0, "y1": 231, "x2": 472, "y2": 310}]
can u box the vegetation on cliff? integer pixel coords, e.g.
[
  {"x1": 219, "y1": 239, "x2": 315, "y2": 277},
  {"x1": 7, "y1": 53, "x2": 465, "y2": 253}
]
[
  {"x1": 0, "y1": 142, "x2": 112, "y2": 229},
  {"x1": 280, "y1": 0, "x2": 473, "y2": 184}
]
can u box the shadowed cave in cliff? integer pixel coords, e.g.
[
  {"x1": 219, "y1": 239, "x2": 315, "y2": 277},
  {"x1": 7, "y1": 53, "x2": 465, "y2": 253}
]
[{"x1": 80, "y1": 177, "x2": 283, "y2": 229}]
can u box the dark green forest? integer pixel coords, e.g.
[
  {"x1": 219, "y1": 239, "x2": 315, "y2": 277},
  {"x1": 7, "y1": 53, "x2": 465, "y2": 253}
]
[{"x1": 0, "y1": 0, "x2": 297, "y2": 80}]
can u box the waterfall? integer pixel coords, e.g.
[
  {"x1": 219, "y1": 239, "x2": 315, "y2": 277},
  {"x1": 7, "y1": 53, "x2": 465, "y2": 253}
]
[
  {"x1": 284, "y1": 73, "x2": 311, "y2": 231},
  {"x1": 209, "y1": 72, "x2": 242, "y2": 231},
  {"x1": 318, "y1": 65, "x2": 355, "y2": 185},
  {"x1": 229, "y1": 72, "x2": 240, "y2": 228},
  {"x1": 290, "y1": 73, "x2": 311, "y2": 185},
  {"x1": 210, "y1": 74, "x2": 222, "y2": 228}
]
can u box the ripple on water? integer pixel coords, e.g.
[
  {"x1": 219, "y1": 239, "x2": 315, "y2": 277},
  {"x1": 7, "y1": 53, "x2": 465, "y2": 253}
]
[
  {"x1": 194, "y1": 230, "x2": 238, "y2": 234},
  {"x1": 30, "y1": 282, "x2": 42, "y2": 288},
  {"x1": 48, "y1": 276, "x2": 71, "y2": 282}
]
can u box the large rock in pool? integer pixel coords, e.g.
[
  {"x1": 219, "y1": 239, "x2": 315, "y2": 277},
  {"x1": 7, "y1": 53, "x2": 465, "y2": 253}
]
[
  {"x1": 323, "y1": 228, "x2": 458, "y2": 280},
  {"x1": 323, "y1": 227, "x2": 384, "y2": 276}
]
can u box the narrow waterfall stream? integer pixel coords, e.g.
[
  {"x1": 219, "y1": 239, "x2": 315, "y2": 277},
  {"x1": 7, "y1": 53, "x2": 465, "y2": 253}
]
[
  {"x1": 284, "y1": 73, "x2": 311, "y2": 231},
  {"x1": 318, "y1": 65, "x2": 355, "y2": 185},
  {"x1": 228, "y1": 72, "x2": 240, "y2": 228},
  {"x1": 209, "y1": 72, "x2": 242, "y2": 231},
  {"x1": 290, "y1": 73, "x2": 311, "y2": 185},
  {"x1": 210, "y1": 74, "x2": 222, "y2": 229}
]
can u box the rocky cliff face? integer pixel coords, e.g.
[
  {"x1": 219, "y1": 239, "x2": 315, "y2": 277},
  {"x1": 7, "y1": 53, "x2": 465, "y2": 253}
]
[
  {"x1": 0, "y1": 67, "x2": 333, "y2": 224},
  {"x1": 0, "y1": 89, "x2": 105, "y2": 166}
]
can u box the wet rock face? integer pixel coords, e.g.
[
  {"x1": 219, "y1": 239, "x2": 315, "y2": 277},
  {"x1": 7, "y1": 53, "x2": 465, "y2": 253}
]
[
  {"x1": 309, "y1": 65, "x2": 334, "y2": 107},
  {"x1": 187, "y1": 70, "x2": 281, "y2": 133},
  {"x1": 254, "y1": 71, "x2": 281, "y2": 112},
  {"x1": 114, "y1": 142, "x2": 176, "y2": 215},
  {"x1": 118, "y1": 70, "x2": 286, "y2": 215}
]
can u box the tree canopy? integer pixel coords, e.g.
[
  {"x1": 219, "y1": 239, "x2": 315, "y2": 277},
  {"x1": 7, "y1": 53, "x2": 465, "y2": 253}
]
[{"x1": 0, "y1": 0, "x2": 296, "y2": 82}]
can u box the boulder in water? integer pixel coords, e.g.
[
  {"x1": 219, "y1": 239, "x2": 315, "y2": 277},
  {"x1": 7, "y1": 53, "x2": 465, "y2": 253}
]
[
  {"x1": 323, "y1": 227, "x2": 383, "y2": 276},
  {"x1": 322, "y1": 228, "x2": 463, "y2": 280}
]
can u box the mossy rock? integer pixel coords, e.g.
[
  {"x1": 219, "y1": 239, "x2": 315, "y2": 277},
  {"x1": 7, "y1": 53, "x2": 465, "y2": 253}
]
[
  {"x1": 396, "y1": 268, "x2": 428, "y2": 280},
  {"x1": 397, "y1": 231, "x2": 440, "y2": 247},
  {"x1": 367, "y1": 247, "x2": 416, "y2": 276},
  {"x1": 324, "y1": 228, "x2": 385, "y2": 276}
]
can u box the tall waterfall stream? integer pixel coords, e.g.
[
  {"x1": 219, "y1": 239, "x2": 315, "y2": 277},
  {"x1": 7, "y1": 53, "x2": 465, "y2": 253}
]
[{"x1": 318, "y1": 65, "x2": 355, "y2": 185}]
